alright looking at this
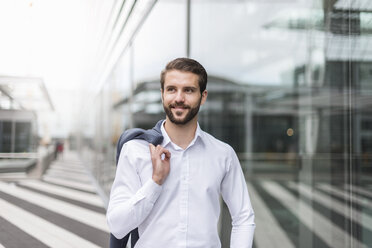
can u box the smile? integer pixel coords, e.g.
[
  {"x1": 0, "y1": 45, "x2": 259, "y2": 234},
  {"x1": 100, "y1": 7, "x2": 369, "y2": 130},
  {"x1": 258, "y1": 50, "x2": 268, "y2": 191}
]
[{"x1": 170, "y1": 105, "x2": 190, "y2": 110}]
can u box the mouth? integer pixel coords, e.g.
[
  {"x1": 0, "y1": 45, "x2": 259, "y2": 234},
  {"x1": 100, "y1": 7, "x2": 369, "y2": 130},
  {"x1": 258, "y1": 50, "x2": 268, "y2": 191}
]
[
  {"x1": 170, "y1": 105, "x2": 190, "y2": 117},
  {"x1": 170, "y1": 104, "x2": 190, "y2": 110},
  {"x1": 173, "y1": 106, "x2": 187, "y2": 110}
]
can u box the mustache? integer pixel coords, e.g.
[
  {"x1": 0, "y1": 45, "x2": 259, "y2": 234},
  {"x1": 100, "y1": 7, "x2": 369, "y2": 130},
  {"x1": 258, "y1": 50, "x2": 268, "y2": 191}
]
[{"x1": 169, "y1": 103, "x2": 190, "y2": 109}]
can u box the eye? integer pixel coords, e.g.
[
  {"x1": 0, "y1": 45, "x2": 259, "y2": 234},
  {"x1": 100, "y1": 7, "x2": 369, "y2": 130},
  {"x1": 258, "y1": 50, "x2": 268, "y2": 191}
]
[
  {"x1": 185, "y1": 88, "x2": 194, "y2": 93},
  {"x1": 166, "y1": 87, "x2": 176, "y2": 92}
]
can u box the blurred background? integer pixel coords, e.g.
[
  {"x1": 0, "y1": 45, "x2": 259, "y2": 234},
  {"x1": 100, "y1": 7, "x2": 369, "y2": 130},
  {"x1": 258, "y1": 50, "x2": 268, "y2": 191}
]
[{"x1": 0, "y1": 0, "x2": 372, "y2": 247}]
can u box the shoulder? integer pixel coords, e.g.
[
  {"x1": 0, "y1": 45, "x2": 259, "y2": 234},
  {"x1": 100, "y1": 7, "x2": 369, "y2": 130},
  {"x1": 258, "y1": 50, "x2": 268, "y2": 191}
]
[
  {"x1": 200, "y1": 130, "x2": 235, "y2": 156},
  {"x1": 199, "y1": 130, "x2": 239, "y2": 172},
  {"x1": 121, "y1": 139, "x2": 150, "y2": 157},
  {"x1": 116, "y1": 139, "x2": 151, "y2": 174}
]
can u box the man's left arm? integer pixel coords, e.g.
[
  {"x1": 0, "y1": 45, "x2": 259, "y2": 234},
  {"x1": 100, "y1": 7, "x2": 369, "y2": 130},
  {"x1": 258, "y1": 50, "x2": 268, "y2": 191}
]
[{"x1": 221, "y1": 147, "x2": 255, "y2": 248}]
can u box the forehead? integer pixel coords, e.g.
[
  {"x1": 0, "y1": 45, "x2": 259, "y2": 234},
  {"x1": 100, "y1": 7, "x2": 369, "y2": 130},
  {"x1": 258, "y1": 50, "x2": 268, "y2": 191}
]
[{"x1": 164, "y1": 70, "x2": 199, "y2": 88}]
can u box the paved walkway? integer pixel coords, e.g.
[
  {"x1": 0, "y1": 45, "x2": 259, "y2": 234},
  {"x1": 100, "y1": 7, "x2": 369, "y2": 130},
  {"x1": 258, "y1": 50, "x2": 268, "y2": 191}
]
[
  {"x1": 0, "y1": 152, "x2": 109, "y2": 248},
  {"x1": 1, "y1": 152, "x2": 371, "y2": 247}
]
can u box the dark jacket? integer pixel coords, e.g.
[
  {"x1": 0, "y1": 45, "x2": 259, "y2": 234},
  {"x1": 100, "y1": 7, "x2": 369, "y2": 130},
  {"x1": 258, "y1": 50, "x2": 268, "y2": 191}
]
[{"x1": 110, "y1": 120, "x2": 164, "y2": 248}]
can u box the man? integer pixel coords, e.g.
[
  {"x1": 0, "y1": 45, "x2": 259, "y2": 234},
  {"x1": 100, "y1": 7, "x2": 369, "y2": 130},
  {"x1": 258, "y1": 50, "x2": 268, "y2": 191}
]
[{"x1": 107, "y1": 58, "x2": 255, "y2": 248}]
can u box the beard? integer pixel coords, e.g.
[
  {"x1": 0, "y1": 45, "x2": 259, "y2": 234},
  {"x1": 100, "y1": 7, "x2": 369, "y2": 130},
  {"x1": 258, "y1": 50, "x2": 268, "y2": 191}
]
[{"x1": 163, "y1": 98, "x2": 202, "y2": 125}]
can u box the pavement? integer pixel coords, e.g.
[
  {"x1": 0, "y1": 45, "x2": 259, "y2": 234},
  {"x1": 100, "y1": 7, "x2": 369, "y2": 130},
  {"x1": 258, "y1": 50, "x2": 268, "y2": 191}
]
[
  {"x1": 1, "y1": 151, "x2": 371, "y2": 247},
  {"x1": 0, "y1": 152, "x2": 110, "y2": 248}
]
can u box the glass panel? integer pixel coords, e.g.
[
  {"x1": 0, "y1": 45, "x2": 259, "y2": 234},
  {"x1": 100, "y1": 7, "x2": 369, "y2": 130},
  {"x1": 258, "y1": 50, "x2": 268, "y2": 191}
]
[
  {"x1": 86, "y1": 0, "x2": 188, "y2": 197},
  {"x1": 14, "y1": 122, "x2": 31, "y2": 152},
  {"x1": 0, "y1": 121, "x2": 12, "y2": 152},
  {"x1": 190, "y1": 0, "x2": 372, "y2": 247},
  {"x1": 79, "y1": 0, "x2": 372, "y2": 247},
  {"x1": 133, "y1": 0, "x2": 187, "y2": 87}
]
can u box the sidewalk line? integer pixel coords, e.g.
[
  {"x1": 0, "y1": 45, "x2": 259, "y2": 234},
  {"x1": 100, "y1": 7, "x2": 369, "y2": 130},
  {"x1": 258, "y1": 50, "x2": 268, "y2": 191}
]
[
  {"x1": 288, "y1": 182, "x2": 372, "y2": 233},
  {"x1": 248, "y1": 182, "x2": 295, "y2": 248},
  {"x1": 42, "y1": 176, "x2": 97, "y2": 193},
  {"x1": 344, "y1": 184, "x2": 372, "y2": 199},
  {"x1": 318, "y1": 183, "x2": 372, "y2": 209},
  {"x1": 0, "y1": 198, "x2": 102, "y2": 248},
  {"x1": 0, "y1": 181, "x2": 109, "y2": 232},
  {"x1": 19, "y1": 180, "x2": 104, "y2": 207},
  {"x1": 44, "y1": 171, "x2": 93, "y2": 183},
  {"x1": 262, "y1": 181, "x2": 364, "y2": 248}
]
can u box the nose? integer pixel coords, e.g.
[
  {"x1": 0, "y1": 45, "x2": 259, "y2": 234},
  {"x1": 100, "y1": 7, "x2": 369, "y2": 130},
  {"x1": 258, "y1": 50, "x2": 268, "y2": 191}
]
[{"x1": 174, "y1": 90, "x2": 185, "y2": 103}]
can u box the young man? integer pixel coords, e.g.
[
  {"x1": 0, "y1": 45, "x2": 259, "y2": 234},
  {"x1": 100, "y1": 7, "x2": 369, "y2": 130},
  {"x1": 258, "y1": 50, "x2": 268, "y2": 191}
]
[{"x1": 107, "y1": 58, "x2": 255, "y2": 248}]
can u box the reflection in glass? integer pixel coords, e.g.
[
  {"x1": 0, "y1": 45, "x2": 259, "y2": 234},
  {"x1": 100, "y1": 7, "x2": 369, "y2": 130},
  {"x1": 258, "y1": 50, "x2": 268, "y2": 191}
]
[
  {"x1": 78, "y1": 0, "x2": 372, "y2": 247},
  {"x1": 15, "y1": 122, "x2": 31, "y2": 152},
  {"x1": 0, "y1": 121, "x2": 12, "y2": 153}
]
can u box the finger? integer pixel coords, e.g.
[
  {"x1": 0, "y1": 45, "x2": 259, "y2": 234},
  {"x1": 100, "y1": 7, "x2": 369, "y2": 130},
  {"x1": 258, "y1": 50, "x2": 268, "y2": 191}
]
[
  {"x1": 155, "y1": 145, "x2": 163, "y2": 152},
  {"x1": 161, "y1": 148, "x2": 171, "y2": 159},
  {"x1": 149, "y1": 144, "x2": 155, "y2": 153}
]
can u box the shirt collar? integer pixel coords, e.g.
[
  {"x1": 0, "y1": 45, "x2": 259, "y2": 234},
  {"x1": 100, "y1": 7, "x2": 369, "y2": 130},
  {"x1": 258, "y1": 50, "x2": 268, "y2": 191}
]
[
  {"x1": 160, "y1": 120, "x2": 171, "y2": 147},
  {"x1": 160, "y1": 120, "x2": 205, "y2": 150}
]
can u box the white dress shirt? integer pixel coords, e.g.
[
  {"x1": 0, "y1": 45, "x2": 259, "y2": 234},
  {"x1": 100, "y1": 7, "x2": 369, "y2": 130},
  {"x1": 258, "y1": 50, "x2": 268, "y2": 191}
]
[{"x1": 107, "y1": 122, "x2": 255, "y2": 248}]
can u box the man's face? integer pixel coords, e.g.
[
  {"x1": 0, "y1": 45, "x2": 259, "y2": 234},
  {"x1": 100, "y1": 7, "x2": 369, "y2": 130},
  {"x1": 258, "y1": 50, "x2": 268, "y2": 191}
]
[{"x1": 162, "y1": 70, "x2": 207, "y2": 125}]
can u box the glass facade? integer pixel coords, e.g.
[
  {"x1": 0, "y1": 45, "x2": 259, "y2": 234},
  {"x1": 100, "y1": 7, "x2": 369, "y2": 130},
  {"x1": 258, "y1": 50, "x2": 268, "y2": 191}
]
[
  {"x1": 0, "y1": 121, "x2": 12, "y2": 153},
  {"x1": 79, "y1": 0, "x2": 372, "y2": 247},
  {"x1": 0, "y1": 110, "x2": 37, "y2": 153}
]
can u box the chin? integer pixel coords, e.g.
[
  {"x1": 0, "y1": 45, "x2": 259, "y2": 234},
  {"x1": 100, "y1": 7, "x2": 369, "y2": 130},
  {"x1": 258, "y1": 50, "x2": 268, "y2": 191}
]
[
  {"x1": 173, "y1": 117, "x2": 187, "y2": 124},
  {"x1": 167, "y1": 116, "x2": 187, "y2": 125}
]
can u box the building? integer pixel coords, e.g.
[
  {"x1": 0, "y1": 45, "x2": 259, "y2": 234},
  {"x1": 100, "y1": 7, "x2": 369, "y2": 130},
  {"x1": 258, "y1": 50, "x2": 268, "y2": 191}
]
[{"x1": 76, "y1": 0, "x2": 372, "y2": 247}]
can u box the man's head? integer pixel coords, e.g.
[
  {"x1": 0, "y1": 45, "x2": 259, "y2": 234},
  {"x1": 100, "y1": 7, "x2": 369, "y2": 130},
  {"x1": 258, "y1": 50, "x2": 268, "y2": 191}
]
[
  {"x1": 160, "y1": 58, "x2": 207, "y2": 94},
  {"x1": 160, "y1": 58, "x2": 208, "y2": 125}
]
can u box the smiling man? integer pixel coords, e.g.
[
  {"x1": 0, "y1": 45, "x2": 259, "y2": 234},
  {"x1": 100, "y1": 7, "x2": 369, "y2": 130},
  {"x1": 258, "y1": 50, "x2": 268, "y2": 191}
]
[{"x1": 107, "y1": 58, "x2": 255, "y2": 248}]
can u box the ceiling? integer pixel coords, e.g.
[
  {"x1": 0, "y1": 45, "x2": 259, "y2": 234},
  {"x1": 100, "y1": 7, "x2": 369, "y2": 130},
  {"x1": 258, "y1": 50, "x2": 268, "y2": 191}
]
[{"x1": 0, "y1": 75, "x2": 54, "y2": 112}]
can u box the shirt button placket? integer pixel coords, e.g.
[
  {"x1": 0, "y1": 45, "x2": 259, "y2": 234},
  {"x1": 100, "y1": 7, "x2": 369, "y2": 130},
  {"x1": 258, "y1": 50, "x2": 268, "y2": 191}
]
[{"x1": 178, "y1": 150, "x2": 189, "y2": 248}]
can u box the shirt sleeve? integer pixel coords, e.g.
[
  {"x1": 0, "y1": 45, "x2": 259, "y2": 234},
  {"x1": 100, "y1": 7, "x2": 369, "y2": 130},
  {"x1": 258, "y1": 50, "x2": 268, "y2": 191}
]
[
  {"x1": 106, "y1": 143, "x2": 162, "y2": 239},
  {"x1": 221, "y1": 147, "x2": 255, "y2": 248}
]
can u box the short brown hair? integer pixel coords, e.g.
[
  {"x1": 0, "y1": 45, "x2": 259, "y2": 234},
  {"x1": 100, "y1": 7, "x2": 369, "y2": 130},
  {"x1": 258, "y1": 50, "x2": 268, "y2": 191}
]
[{"x1": 160, "y1": 58, "x2": 208, "y2": 94}]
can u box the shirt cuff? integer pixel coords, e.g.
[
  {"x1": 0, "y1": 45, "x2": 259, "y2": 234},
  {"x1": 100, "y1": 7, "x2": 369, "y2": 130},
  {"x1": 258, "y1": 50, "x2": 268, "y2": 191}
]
[{"x1": 136, "y1": 178, "x2": 163, "y2": 204}]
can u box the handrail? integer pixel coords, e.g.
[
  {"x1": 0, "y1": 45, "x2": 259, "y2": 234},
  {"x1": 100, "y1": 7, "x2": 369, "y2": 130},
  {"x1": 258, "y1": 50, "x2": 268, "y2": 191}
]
[
  {"x1": 0, "y1": 153, "x2": 38, "y2": 159},
  {"x1": 237, "y1": 152, "x2": 372, "y2": 160}
]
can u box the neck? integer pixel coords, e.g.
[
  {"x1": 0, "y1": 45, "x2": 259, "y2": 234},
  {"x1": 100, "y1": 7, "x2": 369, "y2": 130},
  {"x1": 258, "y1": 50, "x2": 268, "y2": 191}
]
[{"x1": 164, "y1": 117, "x2": 198, "y2": 149}]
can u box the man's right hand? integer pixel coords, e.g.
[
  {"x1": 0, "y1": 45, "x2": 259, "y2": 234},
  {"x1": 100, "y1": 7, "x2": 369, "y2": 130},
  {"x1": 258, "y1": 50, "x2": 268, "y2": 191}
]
[{"x1": 149, "y1": 144, "x2": 171, "y2": 185}]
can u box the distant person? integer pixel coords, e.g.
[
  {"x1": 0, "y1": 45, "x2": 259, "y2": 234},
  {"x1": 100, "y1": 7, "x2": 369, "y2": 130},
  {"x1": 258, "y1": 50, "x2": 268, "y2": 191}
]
[
  {"x1": 107, "y1": 58, "x2": 255, "y2": 247},
  {"x1": 56, "y1": 141, "x2": 64, "y2": 159}
]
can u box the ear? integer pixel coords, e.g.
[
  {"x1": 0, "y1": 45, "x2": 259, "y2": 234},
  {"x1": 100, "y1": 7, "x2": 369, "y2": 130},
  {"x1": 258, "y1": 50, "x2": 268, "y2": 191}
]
[
  {"x1": 161, "y1": 88, "x2": 164, "y2": 103},
  {"x1": 200, "y1": 90, "x2": 208, "y2": 105}
]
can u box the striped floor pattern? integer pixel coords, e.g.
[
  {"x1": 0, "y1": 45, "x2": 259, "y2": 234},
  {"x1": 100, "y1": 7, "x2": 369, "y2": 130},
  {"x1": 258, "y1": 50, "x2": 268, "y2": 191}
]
[
  {"x1": 1, "y1": 153, "x2": 372, "y2": 248},
  {"x1": 251, "y1": 180, "x2": 372, "y2": 248},
  {"x1": 0, "y1": 152, "x2": 109, "y2": 248}
]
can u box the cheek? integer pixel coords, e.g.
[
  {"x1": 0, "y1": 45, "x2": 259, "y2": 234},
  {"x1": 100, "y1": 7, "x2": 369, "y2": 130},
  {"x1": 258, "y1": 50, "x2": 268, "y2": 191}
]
[
  {"x1": 162, "y1": 95, "x2": 173, "y2": 104},
  {"x1": 192, "y1": 95, "x2": 203, "y2": 105}
]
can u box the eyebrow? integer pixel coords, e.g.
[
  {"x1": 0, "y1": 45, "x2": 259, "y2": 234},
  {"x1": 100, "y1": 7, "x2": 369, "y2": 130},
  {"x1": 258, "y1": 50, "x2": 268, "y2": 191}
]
[
  {"x1": 184, "y1": 86, "x2": 198, "y2": 90},
  {"x1": 165, "y1": 85, "x2": 198, "y2": 90}
]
